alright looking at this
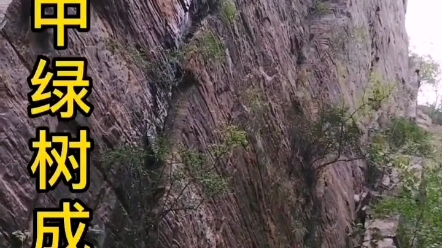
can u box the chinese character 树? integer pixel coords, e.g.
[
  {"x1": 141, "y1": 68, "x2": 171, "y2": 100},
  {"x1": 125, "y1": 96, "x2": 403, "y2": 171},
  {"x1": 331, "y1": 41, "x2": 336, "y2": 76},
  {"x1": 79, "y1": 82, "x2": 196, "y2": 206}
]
[
  {"x1": 28, "y1": 127, "x2": 93, "y2": 192},
  {"x1": 31, "y1": 0, "x2": 90, "y2": 49},
  {"x1": 28, "y1": 56, "x2": 93, "y2": 120},
  {"x1": 32, "y1": 199, "x2": 93, "y2": 248}
]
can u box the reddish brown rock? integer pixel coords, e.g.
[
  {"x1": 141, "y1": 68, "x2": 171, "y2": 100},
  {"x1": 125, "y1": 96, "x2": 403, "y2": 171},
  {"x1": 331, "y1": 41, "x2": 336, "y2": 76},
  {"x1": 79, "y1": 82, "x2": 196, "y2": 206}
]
[{"x1": 0, "y1": 0, "x2": 416, "y2": 247}]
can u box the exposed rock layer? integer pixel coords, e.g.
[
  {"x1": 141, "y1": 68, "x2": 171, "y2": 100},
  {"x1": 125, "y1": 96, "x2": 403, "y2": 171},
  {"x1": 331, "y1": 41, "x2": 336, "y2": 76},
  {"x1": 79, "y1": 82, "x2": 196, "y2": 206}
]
[{"x1": 0, "y1": 0, "x2": 416, "y2": 247}]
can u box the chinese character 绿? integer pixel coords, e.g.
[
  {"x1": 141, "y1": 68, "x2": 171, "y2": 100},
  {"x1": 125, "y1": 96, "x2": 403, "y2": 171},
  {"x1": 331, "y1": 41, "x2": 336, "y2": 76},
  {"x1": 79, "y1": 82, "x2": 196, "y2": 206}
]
[{"x1": 28, "y1": 56, "x2": 94, "y2": 120}]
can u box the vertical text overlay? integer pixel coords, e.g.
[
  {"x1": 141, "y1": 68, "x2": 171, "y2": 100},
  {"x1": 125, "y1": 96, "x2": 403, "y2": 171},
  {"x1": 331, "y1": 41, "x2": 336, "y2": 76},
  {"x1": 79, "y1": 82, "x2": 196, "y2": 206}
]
[{"x1": 27, "y1": 0, "x2": 94, "y2": 247}]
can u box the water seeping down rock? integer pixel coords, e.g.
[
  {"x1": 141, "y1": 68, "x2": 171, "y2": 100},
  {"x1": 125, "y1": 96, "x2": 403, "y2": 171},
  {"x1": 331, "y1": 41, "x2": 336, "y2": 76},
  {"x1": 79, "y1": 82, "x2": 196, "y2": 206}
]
[{"x1": 0, "y1": 0, "x2": 419, "y2": 247}]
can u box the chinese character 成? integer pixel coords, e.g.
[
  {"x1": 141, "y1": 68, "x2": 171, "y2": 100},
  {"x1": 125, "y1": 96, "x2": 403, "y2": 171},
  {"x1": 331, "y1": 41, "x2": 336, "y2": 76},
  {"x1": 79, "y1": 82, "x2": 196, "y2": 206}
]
[
  {"x1": 28, "y1": 127, "x2": 93, "y2": 192},
  {"x1": 32, "y1": 199, "x2": 93, "y2": 248},
  {"x1": 27, "y1": 56, "x2": 94, "y2": 120},
  {"x1": 31, "y1": 0, "x2": 90, "y2": 49}
]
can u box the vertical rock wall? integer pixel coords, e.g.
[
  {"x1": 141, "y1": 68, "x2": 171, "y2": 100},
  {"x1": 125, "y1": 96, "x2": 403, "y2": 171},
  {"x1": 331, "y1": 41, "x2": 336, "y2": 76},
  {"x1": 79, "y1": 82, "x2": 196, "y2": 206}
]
[{"x1": 0, "y1": 0, "x2": 416, "y2": 247}]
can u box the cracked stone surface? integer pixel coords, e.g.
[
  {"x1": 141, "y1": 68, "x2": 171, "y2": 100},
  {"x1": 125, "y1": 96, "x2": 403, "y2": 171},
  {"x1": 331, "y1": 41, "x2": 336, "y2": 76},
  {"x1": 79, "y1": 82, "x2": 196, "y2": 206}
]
[{"x1": 0, "y1": 0, "x2": 418, "y2": 247}]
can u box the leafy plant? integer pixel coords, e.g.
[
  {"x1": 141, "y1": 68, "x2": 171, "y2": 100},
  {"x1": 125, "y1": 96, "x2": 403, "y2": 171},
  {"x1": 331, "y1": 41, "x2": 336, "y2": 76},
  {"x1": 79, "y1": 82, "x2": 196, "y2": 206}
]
[
  {"x1": 181, "y1": 149, "x2": 229, "y2": 197},
  {"x1": 101, "y1": 142, "x2": 165, "y2": 247},
  {"x1": 410, "y1": 52, "x2": 441, "y2": 86},
  {"x1": 220, "y1": 0, "x2": 237, "y2": 25},
  {"x1": 103, "y1": 38, "x2": 183, "y2": 87},
  {"x1": 181, "y1": 125, "x2": 248, "y2": 197},
  {"x1": 366, "y1": 116, "x2": 431, "y2": 188},
  {"x1": 100, "y1": 124, "x2": 249, "y2": 246},
  {"x1": 144, "y1": 47, "x2": 184, "y2": 87},
  {"x1": 386, "y1": 117, "x2": 431, "y2": 156},
  {"x1": 374, "y1": 167, "x2": 442, "y2": 247},
  {"x1": 368, "y1": 116, "x2": 442, "y2": 247},
  {"x1": 365, "y1": 71, "x2": 396, "y2": 112},
  {"x1": 185, "y1": 31, "x2": 225, "y2": 62},
  {"x1": 291, "y1": 78, "x2": 394, "y2": 173}
]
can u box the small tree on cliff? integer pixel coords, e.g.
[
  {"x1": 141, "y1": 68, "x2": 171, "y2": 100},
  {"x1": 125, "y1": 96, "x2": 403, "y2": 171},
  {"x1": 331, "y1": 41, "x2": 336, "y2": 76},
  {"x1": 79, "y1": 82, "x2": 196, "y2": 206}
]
[
  {"x1": 410, "y1": 52, "x2": 442, "y2": 123},
  {"x1": 290, "y1": 74, "x2": 394, "y2": 175},
  {"x1": 100, "y1": 124, "x2": 247, "y2": 247},
  {"x1": 410, "y1": 52, "x2": 441, "y2": 87}
]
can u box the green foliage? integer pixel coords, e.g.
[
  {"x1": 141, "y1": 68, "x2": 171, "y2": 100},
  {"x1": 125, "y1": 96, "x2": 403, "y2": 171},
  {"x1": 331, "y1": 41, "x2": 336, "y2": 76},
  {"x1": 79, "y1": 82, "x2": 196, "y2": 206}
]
[
  {"x1": 367, "y1": 134, "x2": 389, "y2": 165},
  {"x1": 291, "y1": 75, "x2": 395, "y2": 171},
  {"x1": 181, "y1": 149, "x2": 229, "y2": 197},
  {"x1": 410, "y1": 52, "x2": 441, "y2": 86},
  {"x1": 386, "y1": 117, "x2": 431, "y2": 156},
  {"x1": 103, "y1": 38, "x2": 183, "y2": 86},
  {"x1": 315, "y1": 105, "x2": 361, "y2": 153},
  {"x1": 313, "y1": 0, "x2": 332, "y2": 15},
  {"x1": 99, "y1": 127, "x2": 246, "y2": 246},
  {"x1": 375, "y1": 169, "x2": 442, "y2": 247},
  {"x1": 366, "y1": 117, "x2": 431, "y2": 187},
  {"x1": 128, "y1": 46, "x2": 148, "y2": 65},
  {"x1": 181, "y1": 125, "x2": 247, "y2": 197},
  {"x1": 185, "y1": 31, "x2": 225, "y2": 62},
  {"x1": 368, "y1": 117, "x2": 442, "y2": 247},
  {"x1": 144, "y1": 48, "x2": 184, "y2": 86},
  {"x1": 287, "y1": 70, "x2": 397, "y2": 244},
  {"x1": 103, "y1": 38, "x2": 148, "y2": 65},
  {"x1": 100, "y1": 140, "x2": 168, "y2": 247},
  {"x1": 291, "y1": 103, "x2": 362, "y2": 170},
  {"x1": 101, "y1": 144, "x2": 147, "y2": 167},
  {"x1": 243, "y1": 87, "x2": 266, "y2": 114},
  {"x1": 101, "y1": 136, "x2": 170, "y2": 167},
  {"x1": 220, "y1": 0, "x2": 237, "y2": 25},
  {"x1": 352, "y1": 71, "x2": 396, "y2": 126},
  {"x1": 155, "y1": 135, "x2": 172, "y2": 161},
  {"x1": 366, "y1": 71, "x2": 395, "y2": 111},
  {"x1": 211, "y1": 125, "x2": 248, "y2": 157}
]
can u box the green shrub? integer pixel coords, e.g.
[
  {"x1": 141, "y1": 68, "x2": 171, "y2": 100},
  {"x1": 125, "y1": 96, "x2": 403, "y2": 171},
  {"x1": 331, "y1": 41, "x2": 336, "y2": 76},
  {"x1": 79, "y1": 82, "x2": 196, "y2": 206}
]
[
  {"x1": 185, "y1": 31, "x2": 225, "y2": 62},
  {"x1": 366, "y1": 116, "x2": 432, "y2": 188},
  {"x1": 181, "y1": 125, "x2": 247, "y2": 197},
  {"x1": 374, "y1": 169, "x2": 442, "y2": 247},
  {"x1": 100, "y1": 142, "x2": 164, "y2": 247},
  {"x1": 386, "y1": 117, "x2": 431, "y2": 156},
  {"x1": 410, "y1": 52, "x2": 441, "y2": 86},
  {"x1": 181, "y1": 148, "x2": 229, "y2": 197},
  {"x1": 291, "y1": 104, "x2": 362, "y2": 171},
  {"x1": 368, "y1": 116, "x2": 442, "y2": 247},
  {"x1": 220, "y1": 0, "x2": 237, "y2": 25}
]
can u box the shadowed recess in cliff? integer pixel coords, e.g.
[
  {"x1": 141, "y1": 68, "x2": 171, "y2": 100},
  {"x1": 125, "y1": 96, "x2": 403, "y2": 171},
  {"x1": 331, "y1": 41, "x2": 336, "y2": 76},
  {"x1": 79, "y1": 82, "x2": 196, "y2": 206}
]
[{"x1": 162, "y1": 70, "x2": 199, "y2": 139}]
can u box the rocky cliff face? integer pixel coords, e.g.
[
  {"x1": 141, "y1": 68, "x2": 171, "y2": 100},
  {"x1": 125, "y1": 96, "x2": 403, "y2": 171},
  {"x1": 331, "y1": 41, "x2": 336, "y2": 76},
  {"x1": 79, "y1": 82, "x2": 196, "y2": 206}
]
[{"x1": 0, "y1": 0, "x2": 417, "y2": 247}]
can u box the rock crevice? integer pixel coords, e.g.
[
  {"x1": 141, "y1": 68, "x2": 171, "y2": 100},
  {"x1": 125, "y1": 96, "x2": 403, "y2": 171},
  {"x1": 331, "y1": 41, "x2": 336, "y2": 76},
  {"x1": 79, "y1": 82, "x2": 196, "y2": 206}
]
[{"x1": 0, "y1": 0, "x2": 417, "y2": 247}]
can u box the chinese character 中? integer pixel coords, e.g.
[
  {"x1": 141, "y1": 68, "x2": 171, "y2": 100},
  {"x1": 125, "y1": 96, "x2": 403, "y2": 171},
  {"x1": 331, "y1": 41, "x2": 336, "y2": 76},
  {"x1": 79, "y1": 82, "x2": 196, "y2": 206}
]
[
  {"x1": 32, "y1": 199, "x2": 93, "y2": 248},
  {"x1": 31, "y1": 0, "x2": 90, "y2": 49},
  {"x1": 28, "y1": 127, "x2": 93, "y2": 193},
  {"x1": 28, "y1": 56, "x2": 93, "y2": 120}
]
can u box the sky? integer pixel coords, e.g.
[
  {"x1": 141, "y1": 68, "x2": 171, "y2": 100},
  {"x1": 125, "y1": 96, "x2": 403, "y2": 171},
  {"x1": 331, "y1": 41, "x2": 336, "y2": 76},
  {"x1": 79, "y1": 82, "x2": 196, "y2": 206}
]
[{"x1": 406, "y1": 0, "x2": 442, "y2": 106}]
